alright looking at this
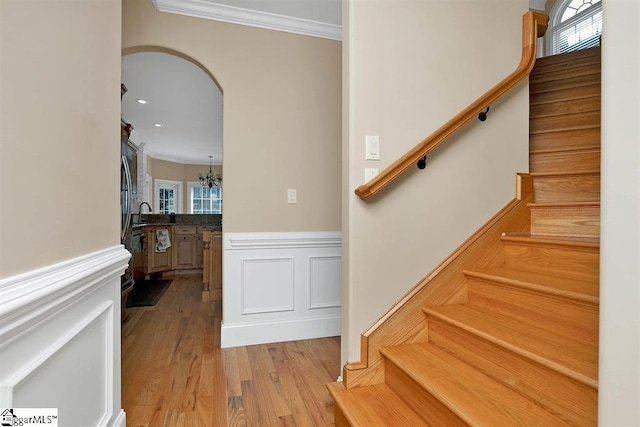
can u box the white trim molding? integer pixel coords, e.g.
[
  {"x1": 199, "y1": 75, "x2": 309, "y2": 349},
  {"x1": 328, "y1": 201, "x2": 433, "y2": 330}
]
[
  {"x1": 222, "y1": 232, "x2": 342, "y2": 347},
  {"x1": 227, "y1": 231, "x2": 341, "y2": 250},
  {"x1": 0, "y1": 246, "x2": 130, "y2": 426},
  {"x1": 151, "y1": 0, "x2": 342, "y2": 41}
]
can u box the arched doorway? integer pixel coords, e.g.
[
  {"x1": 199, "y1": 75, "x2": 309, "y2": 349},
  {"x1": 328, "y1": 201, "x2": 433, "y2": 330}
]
[{"x1": 120, "y1": 49, "x2": 224, "y2": 302}]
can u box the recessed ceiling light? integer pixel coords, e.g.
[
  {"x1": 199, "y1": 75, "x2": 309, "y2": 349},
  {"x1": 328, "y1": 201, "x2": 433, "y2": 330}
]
[
  {"x1": 136, "y1": 99, "x2": 147, "y2": 104},
  {"x1": 154, "y1": 123, "x2": 162, "y2": 127}
]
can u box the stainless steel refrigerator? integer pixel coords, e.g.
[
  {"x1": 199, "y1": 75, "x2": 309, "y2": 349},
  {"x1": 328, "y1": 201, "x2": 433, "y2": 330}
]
[{"x1": 121, "y1": 121, "x2": 137, "y2": 303}]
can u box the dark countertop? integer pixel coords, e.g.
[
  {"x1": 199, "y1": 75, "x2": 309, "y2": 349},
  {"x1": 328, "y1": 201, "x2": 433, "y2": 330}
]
[{"x1": 132, "y1": 223, "x2": 222, "y2": 231}]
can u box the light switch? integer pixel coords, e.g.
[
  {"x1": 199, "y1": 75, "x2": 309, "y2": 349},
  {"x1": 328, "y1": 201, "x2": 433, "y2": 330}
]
[
  {"x1": 364, "y1": 168, "x2": 379, "y2": 182},
  {"x1": 287, "y1": 189, "x2": 297, "y2": 204},
  {"x1": 365, "y1": 135, "x2": 380, "y2": 160}
]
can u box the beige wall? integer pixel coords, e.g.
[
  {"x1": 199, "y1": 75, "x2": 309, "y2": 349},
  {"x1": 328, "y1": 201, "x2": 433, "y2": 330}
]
[
  {"x1": 0, "y1": 0, "x2": 121, "y2": 278},
  {"x1": 343, "y1": 0, "x2": 530, "y2": 363},
  {"x1": 147, "y1": 157, "x2": 222, "y2": 212},
  {"x1": 599, "y1": 1, "x2": 640, "y2": 424},
  {"x1": 122, "y1": 0, "x2": 342, "y2": 232}
]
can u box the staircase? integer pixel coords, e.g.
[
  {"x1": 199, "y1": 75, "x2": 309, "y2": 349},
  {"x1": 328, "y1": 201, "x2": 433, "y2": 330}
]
[{"x1": 329, "y1": 46, "x2": 601, "y2": 426}]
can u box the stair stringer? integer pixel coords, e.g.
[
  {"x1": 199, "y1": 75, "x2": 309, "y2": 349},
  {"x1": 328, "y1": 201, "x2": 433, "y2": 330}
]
[{"x1": 342, "y1": 174, "x2": 534, "y2": 389}]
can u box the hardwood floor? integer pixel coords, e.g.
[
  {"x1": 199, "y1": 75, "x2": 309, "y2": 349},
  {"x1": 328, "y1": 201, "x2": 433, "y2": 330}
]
[{"x1": 122, "y1": 274, "x2": 341, "y2": 426}]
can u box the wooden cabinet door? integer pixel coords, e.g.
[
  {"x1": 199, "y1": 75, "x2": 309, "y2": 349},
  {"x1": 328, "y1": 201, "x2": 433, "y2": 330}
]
[
  {"x1": 148, "y1": 227, "x2": 173, "y2": 273},
  {"x1": 174, "y1": 235, "x2": 197, "y2": 270}
]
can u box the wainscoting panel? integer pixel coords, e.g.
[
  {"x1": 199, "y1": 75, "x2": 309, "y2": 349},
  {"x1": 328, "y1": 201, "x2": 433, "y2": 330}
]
[
  {"x1": 0, "y1": 246, "x2": 130, "y2": 427},
  {"x1": 241, "y1": 257, "x2": 295, "y2": 314},
  {"x1": 309, "y1": 256, "x2": 342, "y2": 309},
  {"x1": 222, "y1": 232, "x2": 341, "y2": 348}
]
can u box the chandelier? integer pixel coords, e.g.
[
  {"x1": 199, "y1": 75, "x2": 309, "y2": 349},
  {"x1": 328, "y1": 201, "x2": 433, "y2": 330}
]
[{"x1": 198, "y1": 156, "x2": 222, "y2": 188}]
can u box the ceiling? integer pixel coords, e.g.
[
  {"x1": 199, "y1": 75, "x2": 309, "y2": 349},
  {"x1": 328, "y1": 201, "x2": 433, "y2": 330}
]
[{"x1": 121, "y1": 0, "x2": 342, "y2": 166}]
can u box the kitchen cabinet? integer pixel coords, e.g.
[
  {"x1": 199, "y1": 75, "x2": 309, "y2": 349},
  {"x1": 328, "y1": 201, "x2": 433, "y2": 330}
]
[
  {"x1": 134, "y1": 224, "x2": 208, "y2": 280},
  {"x1": 202, "y1": 230, "x2": 222, "y2": 302},
  {"x1": 196, "y1": 235, "x2": 203, "y2": 269},
  {"x1": 147, "y1": 226, "x2": 173, "y2": 274},
  {"x1": 173, "y1": 225, "x2": 199, "y2": 270}
]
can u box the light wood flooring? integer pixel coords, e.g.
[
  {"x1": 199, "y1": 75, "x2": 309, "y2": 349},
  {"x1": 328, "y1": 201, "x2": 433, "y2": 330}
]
[{"x1": 122, "y1": 274, "x2": 341, "y2": 426}]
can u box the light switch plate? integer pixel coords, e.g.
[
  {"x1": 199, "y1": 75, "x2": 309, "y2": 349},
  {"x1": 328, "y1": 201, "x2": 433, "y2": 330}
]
[
  {"x1": 364, "y1": 168, "x2": 379, "y2": 182},
  {"x1": 365, "y1": 135, "x2": 380, "y2": 160},
  {"x1": 287, "y1": 189, "x2": 297, "y2": 204}
]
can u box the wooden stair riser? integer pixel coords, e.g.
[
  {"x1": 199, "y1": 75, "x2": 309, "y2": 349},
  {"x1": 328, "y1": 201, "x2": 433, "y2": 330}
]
[
  {"x1": 503, "y1": 240, "x2": 599, "y2": 283},
  {"x1": 327, "y1": 383, "x2": 431, "y2": 427},
  {"x1": 530, "y1": 128, "x2": 600, "y2": 154},
  {"x1": 533, "y1": 174, "x2": 600, "y2": 203},
  {"x1": 530, "y1": 63, "x2": 600, "y2": 86},
  {"x1": 427, "y1": 320, "x2": 598, "y2": 426},
  {"x1": 530, "y1": 95, "x2": 600, "y2": 119},
  {"x1": 530, "y1": 111, "x2": 600, "y2": 134},
  {"x1": 467, "y1": 278, "x2": 599, "y2": 342},
  {"x1": 529, "y1": 204, "x2": 600, "y2": 237},
  {"x1": 530, "y1": 72, "x2": 600, "y2": 96},
  {"x1": 530, "y1": 149, "x2": 600, "y2": 174},
  {"x1": 384, "y1": 361, "x2": 466, "y2": 426},
  {"x1": 531, "y1": 54, "x2": 601, "y2": 78},
  {"x1": 530, "y1": 82, "x2": 600, "y2": 105}
]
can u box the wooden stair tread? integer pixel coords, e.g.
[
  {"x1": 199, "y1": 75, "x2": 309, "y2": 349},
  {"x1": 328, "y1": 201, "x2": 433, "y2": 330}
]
[
  {"x1": 529, "y1": 121, "x2": 600, "y2": 135},
  {"x1": 528, "y1": 201, "x2": 600, "y2": 208},
  {"x1": 327, "y1": 382, "x2": 429, "y2": 426},
  {"x1": 530, "y1": 95, "x2": 600, "y2": 118},
  {"x1": 529, "y1": 92, "x2": 600, "y2": 108},
  {"x1": 530, "y1": 171, "x2": 600, "y2": 177},
  {"x1": 501, "y1": 232, "x2": 600, "y2": 248},
  {"x1": 464, "y1": 267, "x2": 599, "y2": 302},
  {"x1": 530, "y1": 147, "x2": 600, "y2": 156},
  {"x1": 380, "y1": 343, "x2": 569, "y2": 426},
  {"x1": 423, "y1": 305, "x2": 598, "y2": 387}
]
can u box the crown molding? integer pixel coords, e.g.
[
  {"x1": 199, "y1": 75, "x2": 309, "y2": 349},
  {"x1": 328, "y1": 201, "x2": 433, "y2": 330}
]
[
  {"x1": 152, "y1": 0, "x2": 342, "y2": 41},
  {"x1": 529, "y1": 0, "x2": 547, "y2": 11}
]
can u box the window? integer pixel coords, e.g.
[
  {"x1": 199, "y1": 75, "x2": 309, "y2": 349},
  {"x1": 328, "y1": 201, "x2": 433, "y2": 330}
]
[
  {"x1": 154, "y1": 179, "x2": 183, "y2": 214},
  {"x1": 548, "y1": 0, "x2": 602, "y2": 55},
  {"x1": 188, "y1": 182, "x2": 222, "y2": 214}
]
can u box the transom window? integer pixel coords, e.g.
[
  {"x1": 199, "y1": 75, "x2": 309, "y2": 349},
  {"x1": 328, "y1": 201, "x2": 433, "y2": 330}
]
[
  {"x1": 549, "y1": 0, "x2": 602, "y2": 55},
  {"x1": 188, "y1": 182, "x2": 222, "y2": 214},
  {"x1": 561, "y1": 0, "x2": 600, "y2": 22}
]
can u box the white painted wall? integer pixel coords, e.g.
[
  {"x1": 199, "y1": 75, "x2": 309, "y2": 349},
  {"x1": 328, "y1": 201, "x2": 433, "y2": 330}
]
[{"x1": 599, "y1": 1, "x2": 640, "y2": 425}]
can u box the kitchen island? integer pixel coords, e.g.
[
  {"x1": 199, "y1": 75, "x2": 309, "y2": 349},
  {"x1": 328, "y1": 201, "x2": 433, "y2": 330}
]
[{"x1": 132, "y1": 214, "x2": 222, "y2": 301}]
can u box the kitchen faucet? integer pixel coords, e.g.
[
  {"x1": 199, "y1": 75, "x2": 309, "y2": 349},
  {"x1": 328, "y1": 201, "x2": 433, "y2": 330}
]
[{"x1": 139, "y1": 202, "x2": 152, "y2": 214}]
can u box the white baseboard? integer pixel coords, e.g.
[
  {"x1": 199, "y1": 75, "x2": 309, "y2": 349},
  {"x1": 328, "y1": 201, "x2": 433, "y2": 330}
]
[
  {"x1": 221, "y1": 314, "x2": 341, "y2": 348},
  {"x1": 111, "y1": 409, "x2": 126, "y2": 427},
  {"x1": 222, "y1": 231, "x2": 341, "y2": 348}
]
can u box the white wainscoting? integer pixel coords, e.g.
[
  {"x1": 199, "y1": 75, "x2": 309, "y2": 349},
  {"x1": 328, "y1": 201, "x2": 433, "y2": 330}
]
[
  {"x1": 221, "y1": 232, "x2": 341, "y2": 348},
  {"x1": 0, "y1": 246, "x2": 130, "y2": 427}
]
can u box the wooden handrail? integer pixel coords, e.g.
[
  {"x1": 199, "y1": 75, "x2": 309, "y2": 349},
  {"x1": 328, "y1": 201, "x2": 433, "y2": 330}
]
[{"x1": 354, "y1": 11, "x2": 549, "y2": 200}]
